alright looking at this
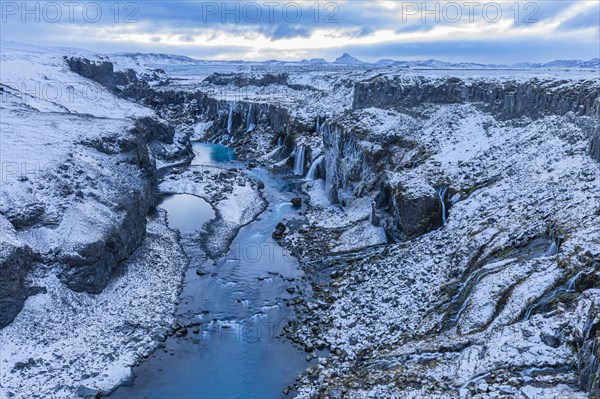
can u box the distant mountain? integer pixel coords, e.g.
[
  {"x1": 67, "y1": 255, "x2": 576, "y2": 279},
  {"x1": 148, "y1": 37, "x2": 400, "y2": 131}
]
[
  {"x1": 375, "y1": 59, "x2": 410, "y2": 68},
  {"x1": 334, "y1": 53, "x2": 367, "y2": 65},
  {"x1": 300, "y1": 58, "x2": 327, "y2": 65},
  {"x1": 513, "y1": 58, "x2": 600, "y2": 69},
  {"x1": 107, "y1": 48, "x2": 599, "y2": 71}
]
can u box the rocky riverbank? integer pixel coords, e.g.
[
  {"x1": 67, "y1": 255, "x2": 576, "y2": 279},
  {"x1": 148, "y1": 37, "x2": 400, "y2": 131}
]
[
  {"x1": 185, "y1": 65, "x2": 600, "y2": 397},
  {"x1": 0, "y1": 43, "x2": 265, "y2": 398}
]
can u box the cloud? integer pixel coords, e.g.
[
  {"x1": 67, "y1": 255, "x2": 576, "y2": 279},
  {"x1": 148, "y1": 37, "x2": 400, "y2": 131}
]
[
  {"x1": 557, "y1": 4, "x2": 600, "y2": 31},
  {"x1": 0, "y1": 0, "x2": 597, "y2": 63}
]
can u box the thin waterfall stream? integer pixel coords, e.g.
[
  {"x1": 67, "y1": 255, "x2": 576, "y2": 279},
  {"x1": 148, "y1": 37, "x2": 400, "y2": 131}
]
[
  {"x1": 227, "y1": 103, "x2": 234, "y2": 134},
  {"x1": 437, "y1": 187, "x2": 448, "y2": 226}
]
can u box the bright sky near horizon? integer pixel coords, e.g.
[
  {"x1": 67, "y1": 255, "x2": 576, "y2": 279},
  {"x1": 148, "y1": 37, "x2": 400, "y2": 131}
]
[{"x1": 0, "y1": 0, "x2": 598, "y2": 63}]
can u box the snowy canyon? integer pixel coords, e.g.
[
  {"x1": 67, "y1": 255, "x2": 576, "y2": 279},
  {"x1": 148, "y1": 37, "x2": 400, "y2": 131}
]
[{"x1": 1, "y1": 41, "x2": 599, "y2": 399}]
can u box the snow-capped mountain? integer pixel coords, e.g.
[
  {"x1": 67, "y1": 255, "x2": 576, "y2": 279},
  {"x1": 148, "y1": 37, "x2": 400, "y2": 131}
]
[
  {"x1": 99, "y1": 47, "x2": 600, "y2": 72},
  {"x1": 333, "y1": 53, "x2": 368, "y2": 65}
]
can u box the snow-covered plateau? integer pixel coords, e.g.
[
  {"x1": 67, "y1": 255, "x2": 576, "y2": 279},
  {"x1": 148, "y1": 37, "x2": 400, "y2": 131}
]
[{"x1": 1, "y1": 41, "x2": 599, "y2": 399}]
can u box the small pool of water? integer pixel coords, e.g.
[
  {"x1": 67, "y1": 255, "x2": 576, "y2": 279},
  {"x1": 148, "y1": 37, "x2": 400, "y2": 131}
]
[
  {"x1": 159, "y1": 194, "x2": 215, "y2": 233},
  {"x1": 191, "y1": 142, "x2": 236, "y2": 165}
]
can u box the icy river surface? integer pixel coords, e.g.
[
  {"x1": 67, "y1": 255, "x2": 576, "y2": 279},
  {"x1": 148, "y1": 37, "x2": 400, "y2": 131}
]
[{"x1": 110, "y1": 144, "x2": 312, "y2": 398}]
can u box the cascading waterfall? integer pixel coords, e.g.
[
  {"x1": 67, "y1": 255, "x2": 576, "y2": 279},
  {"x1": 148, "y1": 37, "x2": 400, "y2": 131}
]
[
  {"x1": 246, "y1": 103, "x2": 256, "y2": 132},
  {"x1": 294, "y1": 146, "x2": 306, "y2": 176},
  {"x1": 227, "y1": 103, "x2": 234, "y2": 134},
  {"x1": 277, "y1": 136, "x2": 283, "y2": 147},
  {"x1": 437, "y1": 187, "x2": 448, "y2": 226},
  {"x1": 306, "y1": 155, "x2": 324, "y2": 180},
  {"x1": 316, "y1": 115, "x2": 320, "y2": 133}
]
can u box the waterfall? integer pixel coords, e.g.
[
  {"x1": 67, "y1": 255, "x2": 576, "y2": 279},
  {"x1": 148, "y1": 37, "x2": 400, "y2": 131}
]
[
  {"x1": 227, "y1": 103, "x2": 234, "y2": 134},
  {"x1": 437, "y1": 187, "x2": 448, "y2": 226},
  {"x1": 523, "y1": 271, "x2": 582, "y2": 321},
  {"x1": 316, "y1": 115, "x2": 320, "y2": 133},
  {"x1": 305, "y1": 155, "x2": 324, "y2": 180},
  {"x1": 548, "y1": 241, "x2": 558, "y2": 255},
  {"x1": 547, "y1": 227, "x2": 562, "y2": 255},
  {"x1": 277, "y1": 136, "x2": 283, "y2": 147},
  {"x1": 293, "y1": 146, "x2": 306, "y2": 176},
  {"x1": 246, "y1": 103, "x2": 255, "y2": 132},
  {"x1": 565, "y1": 272, "x2": 582, "y2": 291}
]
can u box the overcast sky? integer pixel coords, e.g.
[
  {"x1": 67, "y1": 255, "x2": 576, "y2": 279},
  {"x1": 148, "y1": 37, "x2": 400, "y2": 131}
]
[{"x1": 1, "y1": 0, "x2": 599, "y2": 62}]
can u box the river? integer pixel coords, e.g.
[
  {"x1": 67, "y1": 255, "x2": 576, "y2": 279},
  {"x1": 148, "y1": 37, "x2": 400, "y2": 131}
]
[{"x1": 110, "y1": 143, "x2": 313, "y2": 398}]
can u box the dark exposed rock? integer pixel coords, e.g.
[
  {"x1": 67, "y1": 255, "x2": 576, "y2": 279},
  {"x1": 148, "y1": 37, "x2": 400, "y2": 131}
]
[
  {"x1": 591, "y1": 126, "x2": 600, "y2": 164},
  {"x1": 58, "y1": 187, "x2": 153, "y2": 294},
  {"x1": 57, "y1": 126, "x2": 157, "y2": 294},
  {"x1": 203, "y1": 72, "x2": 289, "y2": 87},
  {"x1": 578, "y1": 304, "x2": 600, "y2": 395},
  {"x1": 1, "y1": 198, "x2": 45, "y2": 230},
  {"x1": 132, "y1": 116, "x2": 175, "y2": 144},
  {"x1": 272, "y1": 222, "x2": 287, "y2": 239},
  {"x1": 76, "y1": 385, "x2": 101, "y2": 399},
  {"x1": 541, "y1": 333, "x2": 561, "y2": 348},
  {"x1": 65, "y1": 57, "x2": 116, "y2": 88},
  {"x1": 291, "y1": 197, "x2": 302, "y2": 207},
  {"x1": 205, "y1": 101, "x2": 311, "y2": 146},
  {"x1": 353, "y1": 75, "x2": 600, "y2": 119},
  {"x1": 13, "y1": 358, "x2": 37, "y2": 371},
  {"x1": 0, "y1": 216, "x2": 35, "y2": 328},
  {"x1": 374, "y1": 181, "x2": 441, "y2": 240}
]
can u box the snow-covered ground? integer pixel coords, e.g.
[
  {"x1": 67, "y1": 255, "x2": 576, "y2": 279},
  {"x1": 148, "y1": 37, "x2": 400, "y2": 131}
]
[
  {"x1": 159, "y1": 164, "x2": 266, "y2": 258},
  {"x1": 0, "y1": 211, "x2": 186, "y2": 398},
  {"x1": 0, "y1": 41, "x2": 273, "y2": 399},
  {"x1": 0, "y1": 41, "x2": 187, "y2": 398},
  {"x1": 1, "y1": 40, "x2": 598, "y2": 398},
  {"x1": 288, "y1": 92, "x2": 600, "y2": 398}
]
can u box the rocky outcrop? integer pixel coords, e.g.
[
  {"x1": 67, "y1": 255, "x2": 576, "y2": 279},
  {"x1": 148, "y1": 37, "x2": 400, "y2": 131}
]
[
  {"x1": 578, "y1": 298, "x2": 600, "y2": 396},
  {"x1": 65, "y1": 57, "x2": 121, "y2": 88},
  {"x1": 320, "y1": 114, "x2": 441, "y2": 239},
  {"x1": 57, "y1": 186, "x2": 154, "y2": 294},
  {"x1": 373, "y1": 178, "x2": 442, "y2": 239},
  {"x1": 591, "y1": 127, "x2": 600, "y2": 164},
  {"x1": 0, "y1": 217, "x2": 35, "y2": 328},
  {"x1": 133, "y1": 117, "x2": 193, "y2": 163},
  {"x1": 66, "y1": 56, "x2": 209, "y2": 126},
  {"x1": 592, "y1": 98, "x2": 600, "y2": 163},
  {"x1": 353, "y1": 76, "x2": 600, "y2": 119},
  {"x1": 322, "y1": 123, "x2": 385, "y2": 206},
  {"x1": 134, "y1": 116, "x2": 175, "y2": 144},
  {"x1": 203, "y1": 72, "x2": 289, "y2": 87},
  {"x1": 57, "y1": 124, "x2": 158, "y2": 293}
]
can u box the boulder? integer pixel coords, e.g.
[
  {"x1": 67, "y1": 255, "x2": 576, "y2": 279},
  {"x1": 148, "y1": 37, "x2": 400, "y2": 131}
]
[{"x1": 272, "y1": 222, "x2": 287, "y2": 239}]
